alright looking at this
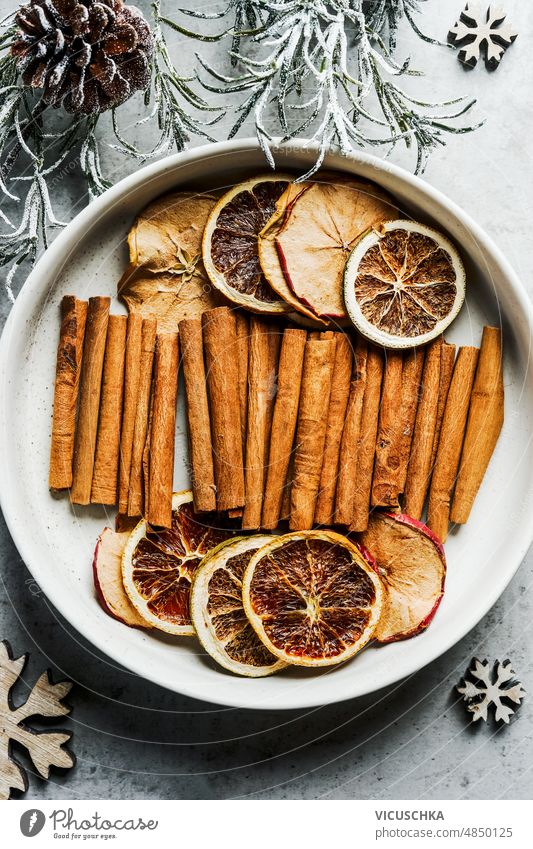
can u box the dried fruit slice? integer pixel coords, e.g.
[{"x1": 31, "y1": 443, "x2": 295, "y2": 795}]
[
  {"x1": 118, "y1": 191, "x2": 224, "y2": 331},
  {"x1": 191, "y1": 536, "x2": 287, "y2": 677},
  {"x1": 122, "y1": 491, "x2": 238, "y2": 635},
  {"x1": 242, "y1": 531, "x2": 383, "y2": 667},
  {"x1": 202, "y1": 175, "x2": 293, "y2": 313},
  {"x1": 276, "y1": 179, "x2": 398, "y2": 319},
  {"x1": 358, "y1": 512, "x2": 446, "y2": 643},
  {"x1": 344, "y1": 220, "x2": 466, "y2": 348},
  {"x1": 258, "y1": 182, "x2": 325, "y2": 324},
  {"x1": 93, "y1": 528, "x2": 148, "y2": 629}
]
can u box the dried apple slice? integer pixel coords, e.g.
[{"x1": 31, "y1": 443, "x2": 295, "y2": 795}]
[
  {"x1": 93, "y1": 527, "x2": 148, "y2": 629},
  {"x1": 276, "y1": 179, "x2": 398, "y2": 319},
  {"x1": 258, "y1": 182, "x2": 326, "y2": 324},
  {"x1": 358, "y1": 512, "x2": 446, "y2": 643},
  {"x1": 118, "y1": 191, "x2": 225, "y2": 331}
]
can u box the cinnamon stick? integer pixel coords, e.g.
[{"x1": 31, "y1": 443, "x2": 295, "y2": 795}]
[
  {"x1": 403, "y1": 337, "x2": 442, "y2": 520},
  {"x1": 371, "y1": 349, "x2": 404, "y2": 507},
  {"x1": 235, "y1": 312, "x2": 250, "y2": 456},
  {"x1": 349, "y1": 345, "x2": 383, "y2": 532},
  {"x1": 118, "y1": 313, "x2": 143, "y2": 513},
  {"x1": 290, "y1": 339, "x2": 335, "y2": 530},
  {"x1": 91, "y1": 315, "x2": 127, "y2": 505},
  {"x1": 202, "y1": 307, "x2": 244, "y2": 511},
  {"x1": 280, "y1": 455, "x2": 294, "y2": 522},
  {"x1": 179, "y1": 317, "x2": 216, "y2": 513},
  {"x1": 262, "y1": 328, "x2": 307, "y2": 529},
  {"x1": 334, "y1": 338, "x2": 368, "y2": 525},
  {"x1": 265, "y1": 326, "x2": 282, "y2": 439},
  {"x1": 128, "y1": 318, "x2": 157, "y2": 517},
  {"x1": 70, "y1": 297, "x2": 110, "y2": 504},
  {"x1": 395, "y1": 346, "x2": 426, "y2": 496},
  {"x1": 451, "y1": 327, "x2": 504, "y2": 525},
  {"x1": 142, "y1": 394, "x2": 153, "y2": 518},
  {"x1": 49, "y1": 296, "x2": 88, "y2": 490},
  {"x1": 427, "y1": 346, "x2": 479, "y2": 540},
  {"x1": 147, "y1": 333, "x2": 180, "y2": 528},
  {"x1": 314, "y1": 333, "x2": 353, "y2": 524},
  {"x1": 242, "y1": 318, "x2": 274, "y2": 529},
  {"x1": 430, "y1": 341, "x2": 456, "y2": 471}
]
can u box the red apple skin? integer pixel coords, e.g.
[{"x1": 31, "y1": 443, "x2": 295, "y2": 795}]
[
  {"x1": 92, "y1": 534, "x2": 146, "y2": 630},
  {"x1": 355, "y1": 541, "x2": 379, "y2": 572},
  {"x1": 358, "y1": 512, "x2": 447, "y2": 644}
]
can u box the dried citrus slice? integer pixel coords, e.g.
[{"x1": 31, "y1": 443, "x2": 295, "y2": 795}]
[
  {"x1": 358, "y1": 512, "x2": 446, "y2": 643},
  {"x1": 343, "y1": 220, "x2": 466, "y2": 348},
  {"x1": 202, "y1": 175, "x2": 293, "y2": 314},
  {"x1": 275, "y1": 179, "x2": 398, "y2": 319},
  {"x1": 242, "y1": 531, "x2": 383, "y2": 667},
  {"x1": 191, "y1": 536, "x2": 287, "y2": 677},
  {"x1": 122, "y1": 491, "x2": 237, "y2": 635}
]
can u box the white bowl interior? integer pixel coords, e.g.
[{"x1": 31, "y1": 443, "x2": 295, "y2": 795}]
[{"x1": 1, "y1": 141, "x2": 532, "y2": 709}]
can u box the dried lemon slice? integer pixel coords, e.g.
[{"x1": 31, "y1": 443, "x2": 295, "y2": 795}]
[
  {"x1": 358, "y1": 512, "x2": 446, "y2": 643},
  {"x1": 191, "y1": 536, "x2": 286, "y2": 677},
  {"x1": 343, "y1": 220, "x2": 466, "y2": 348},
  {"x1": 242, "y1": 531, "x2": 383, "y2": 667}
]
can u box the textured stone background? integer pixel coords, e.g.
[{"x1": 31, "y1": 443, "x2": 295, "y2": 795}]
[{"x1": 0, "y1": 0, "x2": 532, "y2": 800}]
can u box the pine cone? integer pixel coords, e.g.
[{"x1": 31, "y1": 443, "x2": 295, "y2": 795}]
[{"x1": 12, "y1": 1, "x2": 154, "y2": 114}]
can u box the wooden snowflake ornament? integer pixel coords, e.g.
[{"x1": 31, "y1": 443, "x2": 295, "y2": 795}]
[
  {"x1": 0, "y1": 640, "x2": 75, "y2": 799},
  {"x1": 457, "y1": 658, "x2": 525, "y2": 723},
  {"x1": 449, "y1": 4, "x2": 518, "y2": 69}
]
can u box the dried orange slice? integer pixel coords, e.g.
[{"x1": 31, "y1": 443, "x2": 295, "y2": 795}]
[
  {"x1": 242, "y1": 531, "x2": 383, "y2": 667},
  {"x1": 122, "y1": 491, "x2": 237, "y2": 635},
  {"x1": 202, "y1": 175, "x2": 293, "y2": 314},
  {"x1": 275, "y1": 179, "x2": 398, "y2": 319},
  {"x1": 190, "y1": 536, "x2": 287, "y2": 677},
  {"x1": 344, "y1": 220, "x2": 466, "y2": 348}
]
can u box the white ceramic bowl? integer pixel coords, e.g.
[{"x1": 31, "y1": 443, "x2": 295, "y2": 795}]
[{"x1": 1, "y1": 140, "x2": 532, "y2": 710}]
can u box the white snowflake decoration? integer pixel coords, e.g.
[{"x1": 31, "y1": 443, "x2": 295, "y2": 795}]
[
  {"x1": 457, "y1": 658, "x2": 525, "y2": 723},
  {"x1": 449, "y1": 4, "x2": 518, "y2": 69},
  {"x1": 0, "y1": 640, "x2": 75, "y2": 799}
]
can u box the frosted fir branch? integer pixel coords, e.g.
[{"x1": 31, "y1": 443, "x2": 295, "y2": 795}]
[
  {"x1": 183, "y1": 0, "x2": 479, "y2": 177},
  {"x1": 0, "y1": 2, "x2": 225, "y2": 297},
  {"x1": 178, "y1": 0, "x2": 272, "y2": 61},
  {"x1": 103, "y1": 2, "x2": 224, "y2": 163}
]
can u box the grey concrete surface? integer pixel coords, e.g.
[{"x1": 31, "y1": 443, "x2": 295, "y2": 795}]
[{"x1": 1, "y1": 0, "x2": 532, "y2": 800}]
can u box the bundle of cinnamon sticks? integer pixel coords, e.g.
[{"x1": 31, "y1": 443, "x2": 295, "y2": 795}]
[
  {"x1": 182, "y1": 308, "x2": 504, "y2": 541},
  {"x1": 50, "y1": 297, "x2": 504, "y2": 542},
  {"x1": 49, "y1": 295, "x2": 179, "y2": 528}
]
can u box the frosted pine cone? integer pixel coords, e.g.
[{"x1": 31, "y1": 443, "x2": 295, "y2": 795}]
[{"x1": 12, "y1": 0, "x2": 153, "y2": 114}]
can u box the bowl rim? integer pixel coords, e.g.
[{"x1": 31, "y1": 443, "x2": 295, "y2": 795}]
[{"x1": 1, "y1": 138, "x2": 532, "y2": 710}]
